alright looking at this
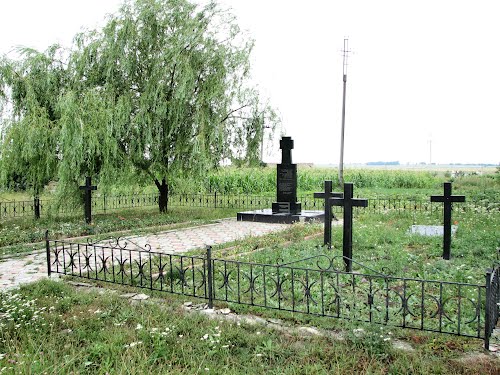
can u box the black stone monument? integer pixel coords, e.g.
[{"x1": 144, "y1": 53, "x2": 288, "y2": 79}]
[
  {"x1": 272, "y1": 137, "x2": 301, "y2": 214},
  {"x1": 237, "y1": 136, "x2": 323, "y2": 224}
]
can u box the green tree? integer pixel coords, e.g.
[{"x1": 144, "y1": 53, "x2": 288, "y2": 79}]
[
  {"x1": 0, "y1": 46, "x2": 65, "y2": 197},
  {"x1": 65, "y1": 0, "x2": 277, "y2": 211},
  {"x1": 0, "y1": 0, "x2": 278, "y2": 212}
]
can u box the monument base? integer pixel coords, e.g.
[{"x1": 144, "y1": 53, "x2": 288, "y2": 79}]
[{"x1": 237, "y1": 209, "x2": 324, "y2": 224}]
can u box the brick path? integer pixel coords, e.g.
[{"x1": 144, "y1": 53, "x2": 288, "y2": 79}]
[{"x1": 0, "y1": 219, "x2": 289, "y2": 291}]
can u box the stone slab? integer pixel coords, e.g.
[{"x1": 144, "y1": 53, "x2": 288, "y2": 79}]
[
  {"x1": 410, "y1": 225, "x2": 458, "y2": 236},
  {"x1": 237, "y1": 209, "x2": 324, "y2": 224}
]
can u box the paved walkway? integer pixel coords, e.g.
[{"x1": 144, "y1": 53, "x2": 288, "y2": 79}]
[{"x1": 0, "y1": 219, "x2": 289, "y2": 291}]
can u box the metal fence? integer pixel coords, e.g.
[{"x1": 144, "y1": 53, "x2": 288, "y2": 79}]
[
  {"x1": 2, "y1": 193, "x2": 498, "y2": 220},
  {"x1": 0, "y1": 194, "x2": 159, "y2": 219},
  {"x1": 485, "y1": 265, "x2": 500, "y2": 349},
  {"x1": 46, "y1": 235, "x2": 500, "y2": 349}
]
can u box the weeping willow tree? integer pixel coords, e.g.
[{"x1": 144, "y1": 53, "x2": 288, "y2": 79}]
[
  {"x1": 67, "y1": 0, "x2": 277, "y2": 211},
  {"x1": 0, "y1": 46, "x2": 65, "y2": 198},
  {"x1": 0, "y1": 0, "x2": 278, "y2": 213}
]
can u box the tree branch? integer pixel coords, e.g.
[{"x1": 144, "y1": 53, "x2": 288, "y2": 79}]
[
  {"x1": 117, "y1": 140, "x2": 156, "y2": 181},
  {"x1": 220, "y1": 104, "x2": 250, "y2": 124},
  {"x1": 166, "y1": 64, "x2": 177, "y2": 102}
]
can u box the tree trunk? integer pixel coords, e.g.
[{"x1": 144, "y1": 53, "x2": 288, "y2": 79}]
[
  {"x1": 155, "y1": 177, "x2": 169, "y2": 213},
  {"x1": 34, "y1": 188, "x2": 40, "y2": 220},
  {"x1": 34, "y1": 195, "x2": 40, "y2": 220}
]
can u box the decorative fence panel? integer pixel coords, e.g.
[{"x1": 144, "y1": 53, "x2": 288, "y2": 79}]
[
  {"x1": 45, "y1": 236, "x2": 499, "y2": 348},
  {"x1": 210, "y1": 256, "x2": 485, "y2": 339}
]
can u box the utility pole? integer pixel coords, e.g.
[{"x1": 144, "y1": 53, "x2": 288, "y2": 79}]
[
  {"x1": 429, "y1": 139, "x2": 432, "y2": 164},
  {"x1": 338, "y1": 38, "x2": 350, "y2": 188},
  {"x1": 260, "y1": 123, "x2": 270, "y2": 164},
  {"x1": 428, "y1": 134, "x2": 432, "y2": 164}
]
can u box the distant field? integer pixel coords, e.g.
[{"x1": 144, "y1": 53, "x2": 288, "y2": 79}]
[
  {"x1": 1, "y1": 166, "x2": 498, "y2": 200},
  {"x1": 316, "y1": 163, "x2": 498, "y2": 173}
]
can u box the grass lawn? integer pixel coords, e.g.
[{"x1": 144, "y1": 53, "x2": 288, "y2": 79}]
[{"x1": 1, "y1": 279, "x2": 499, "y2": 374}]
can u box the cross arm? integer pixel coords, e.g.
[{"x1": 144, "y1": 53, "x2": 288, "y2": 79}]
[
  {"x1": 430, "y1": 195, "x2": 445, "y2": 202},
  {"x1": 352, "y1": 199, "x2": 368, "y2": 207},
  {"x1": 431, "y1": 195, "x2": 465, "y2": 203},
  {"x1": 314, "y1": 192, "x2": 343, "y2": 199},
  {"x1": 329, "y1": 198, "x2": 344, "y2": 207},
  {"x1": 80, "y1": 186, "x2": 97, "y2": 190}
]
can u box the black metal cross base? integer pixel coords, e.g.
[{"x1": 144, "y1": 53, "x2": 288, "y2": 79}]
[
  {"x1": 314, "y1": 180, "x2": 342, "y2": 248},
  {"x1": 430, "y1": 182, "x2": 465, "y2": 260},
  {"x1": 330, "y1": 183, "x2": 367, "y2": 272},
  {"x1": 79, "y1": 177, "x2": 97, "y2": 224}
]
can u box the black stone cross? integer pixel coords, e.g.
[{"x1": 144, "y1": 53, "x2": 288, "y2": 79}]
[
  {"x1": 314, "y1": 180, "x2": 342, "y2": 248},
  {"x1": 330, "y1": 183, "x2": 367, "y2": 272},
  {"x1": 79, "y1": 176, "x2": 97, "y2": 224},
  {"x1": 430, "y1": 182, "x2": 465, "y2": 260},
  {"x1": 280, "y1": 137, "x2": 293, "y2": 165}
]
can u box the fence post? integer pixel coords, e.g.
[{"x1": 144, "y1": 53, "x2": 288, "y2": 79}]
[
  {"x1": 45, "y1": 230, "x2": 51, "y2": 277},
  {"x1": 103, "y1": 193, "x2": 107, "y2": 214},
  {"x1": 207, "y1": 246, "x2": 213, "y2": 309},
  {"x1": 214, "y1": 192, "x2": 217, "y2": 209},
  {"x1": 485, "y1": 268, "x2": 493, "y2": 350}
]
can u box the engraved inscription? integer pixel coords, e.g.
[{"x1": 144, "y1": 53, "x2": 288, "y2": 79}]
[{"x1": 278, "y1": 202, "x2": 290, "y2": 213}]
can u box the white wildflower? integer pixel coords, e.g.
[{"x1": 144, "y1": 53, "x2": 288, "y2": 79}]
[{"x1": 124, "y1": 341, "x2": 143, "y2": 348}]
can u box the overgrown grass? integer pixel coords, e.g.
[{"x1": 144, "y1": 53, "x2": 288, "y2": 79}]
[
  {"x1": 190, "y1": 167, "x2": 443, "y2": 194},
  {"x1": 2, "y1": 166, "x2": 497, "y2": 198},
  {"x1": 1, "y1": 279, "x2": 498, "y2": 374},
  {"x1": 228, "y1": 210, "x2": 499, "y2": 285},
  {"x1": 184, "y1": 166, "x2": 499, "y2": 195}
]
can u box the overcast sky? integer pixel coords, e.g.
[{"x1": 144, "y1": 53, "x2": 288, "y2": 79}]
[{"x1": 1, "y1": 0, "x2": 498, "y2": 165}]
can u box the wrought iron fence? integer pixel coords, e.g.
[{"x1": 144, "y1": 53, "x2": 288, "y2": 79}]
[
  {"x1": 2, "y1": 192, "x2": 498, "y2": 220},
  {"x1": 300, "y1": 196, "x2": 499, "y2": 215},
  {"x1": 45, "y1": 235, "x2": 499, "y2": 348},
  {"x1": 168, "y1": 193, "x2": 274, "y2": 210},
  {"x1": 0, "y1": 194, "x2": 159, "y2": 219},
  {"x1": 0, "y1": 199, "x2": 41, "y2": 218}
]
